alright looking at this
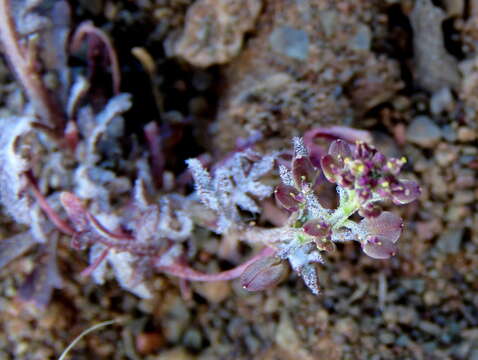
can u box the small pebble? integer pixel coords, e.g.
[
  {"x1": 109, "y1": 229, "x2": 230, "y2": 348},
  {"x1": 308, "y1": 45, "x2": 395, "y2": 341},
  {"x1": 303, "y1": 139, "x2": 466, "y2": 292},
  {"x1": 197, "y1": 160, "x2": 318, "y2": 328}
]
[
  {"x1": 349, "y1": 23, "x2": 371, "y2": 51},
  {"x1": 195, "y1": 281, "x2": 231, "y2": 303},
  {"x1": 424, "y1": 290, "x2": 441, "y2": 306},
  {"x1": 406, "y1": 116, "x2": 442, "y2": 148},
  {"x1": 182, "y1": 327, "x2": 203, "y2": 350},
  {"x1": 419, "y1": 321, "x2": 442, "y2": 336},
  {"x1": 379, "y1": 331, "x2": 396, "y2": 345},
  {"x1": 269, "y1": 26, "x2": 309, "y2": 60},
  {"x1": 436, "y1": 227, "x2": 464, "y2": 254},
  {"x1": 396, "y1": 334, "x2": 411, "y2": 347},
  {"x1": 453, "y1": 190, "x2": 475, "y2": 204},
  {"x1": 158, "y1": 347, "x2": 194, "y2": 360},
  {"x1": 446, "y1": 205, "x2": 470, "y2": 223},
  {"x1": 457, "y1": 127, "x2": 477, "y2": 142},
  {"x1": 470, "y1": 348, "x2": 478, "y2": 360},
  {"x1": 442, "y1": 124, "x2": 457, "y2": 142},
  {"x1": 384, "y1": 305, "x2": 417, "y2": 325},
  {"x1": 455, "y1": 170, "x2": 475, "y2": 188},
  {"x1": 430, "y1": 87, "x2": 454, "y2": 115},
  {"x1": 434, "y1": 143, "x2": 458, "y2": 167},
  {"x1": 319, "y1": 9, "x2": 338, "y2": 37},
  {"x1": 136, "y1": 332, "x2": 165, "y2": 355},
  {"x1": 335, "y1": 318, "x2": 359, "y2": 342}
]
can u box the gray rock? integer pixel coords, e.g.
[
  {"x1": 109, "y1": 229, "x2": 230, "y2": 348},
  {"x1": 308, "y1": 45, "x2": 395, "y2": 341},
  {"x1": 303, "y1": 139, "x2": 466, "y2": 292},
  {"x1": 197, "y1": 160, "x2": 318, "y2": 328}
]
[
  {"x1": 349, "y1": 23, "x2": 372, "y2": 51},
  {"x1": 436, "y1": 227, "x2": 464, "y2": 254},
  {"x1": 319, "y1": 10, "x2": 338, "y2": 37},
  {"x1": 269, "y1": 26, "x2": 309, "y2": 61},
  {"x1": 379, "y1": 331, "x2": 396, "y2": 345},
  {"x1": 471, "y1": 348, "x2": 478, "y2": 360},
  {"x1": 441, "y1": 124, "x2": 457, "y2": 142},
  {"x1": 406, "y1": 115, "x2": 442, "y2": 147},
  {"x1": 430, "y1": 87, "x2": 454, "y2": 115},
  {"x1": 182, "y1": 327, "x2": 203, "y2": 350},
  {"x1": 396, "y1": 335, "x2": 410, "y2": 347},
  {"x1": 419, "y1": 321, "x2": 442, "y2": 336}
]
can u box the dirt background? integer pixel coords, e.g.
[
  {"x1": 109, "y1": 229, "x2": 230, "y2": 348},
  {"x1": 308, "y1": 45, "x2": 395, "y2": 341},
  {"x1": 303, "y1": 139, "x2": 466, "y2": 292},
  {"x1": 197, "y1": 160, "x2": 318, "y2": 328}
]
[{"x1": 2, "y1": 0, "x2": 478, "y2": 359}]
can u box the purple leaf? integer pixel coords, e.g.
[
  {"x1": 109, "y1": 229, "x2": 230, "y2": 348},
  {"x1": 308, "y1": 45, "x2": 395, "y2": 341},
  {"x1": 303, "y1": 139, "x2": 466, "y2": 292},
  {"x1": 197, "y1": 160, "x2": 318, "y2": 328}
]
[
  {"x1": 303, "y1": 126, "x2": 372, "y2": 166},
  {"x1": 240, "y1": 255, "x2": 287, "y2": 291},
  {"x1": 18, "y1": 236, "x2": 62, "y2": 308},
  {"x1": 274, "y1": 184, "x2": 302, "y2": 211},
  {"x1": 292, "y1": 155, "x2": 316, "y2": 189},
  {"x1": 0, "y1": 232, "x2": 36, "y2": 270},
  {"x1": 303, "y1": 219, "x2": 330, "y2": 238},
  {"x1": 362, "y1": 236, "x2": 398, "y2": 259},
  {"x1": 361, "y1": 211, "x2": 403, "y2": 243}
]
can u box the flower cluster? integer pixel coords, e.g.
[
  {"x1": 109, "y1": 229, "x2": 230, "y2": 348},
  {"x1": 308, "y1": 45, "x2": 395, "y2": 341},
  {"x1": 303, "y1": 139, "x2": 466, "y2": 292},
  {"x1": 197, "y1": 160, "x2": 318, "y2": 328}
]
[
  {"x1": 255, "y1": 137, "x2": 420, "y2": 294},
  {"x1": 321, "y1": 140, "x2": 420, "y2": 217}
]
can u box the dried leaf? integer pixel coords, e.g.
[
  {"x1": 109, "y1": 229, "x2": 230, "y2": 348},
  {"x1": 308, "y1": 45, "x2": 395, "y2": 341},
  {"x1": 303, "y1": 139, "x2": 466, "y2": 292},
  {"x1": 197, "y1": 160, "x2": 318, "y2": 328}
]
[{"x1": 0, "y1": 232, "x2": 36, "y2": 270}]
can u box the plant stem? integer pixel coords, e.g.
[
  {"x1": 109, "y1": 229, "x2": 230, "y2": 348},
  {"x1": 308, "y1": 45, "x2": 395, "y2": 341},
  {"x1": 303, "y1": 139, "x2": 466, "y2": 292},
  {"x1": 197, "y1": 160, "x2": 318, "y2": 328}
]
[
  {"x1": 25, "y1": 171, "x2": 76, "y2": 236},
  {"x1": 330, "y1": 190, "x2": 360, "y2": 230},
  {"x1": 70, "y1": 21, "x2": 121, "y2": 95},
  {"x1": 157, "y1": 246, "x2": 275, "y2": 282},
  {"x1": 0, "y1": 0, "x2": 64, "y2": 129}
]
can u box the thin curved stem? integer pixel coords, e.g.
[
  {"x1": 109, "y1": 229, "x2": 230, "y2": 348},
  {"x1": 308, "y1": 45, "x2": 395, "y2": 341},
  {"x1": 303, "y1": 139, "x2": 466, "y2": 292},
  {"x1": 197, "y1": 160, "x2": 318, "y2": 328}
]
[
  {"x1": 25, "y1": 171, "x2": 76, "y2": 236},
  {"x1": 157, "y1": 246, "x2": 275, "y2": 282},
  {"x1": 71, "y1": 21, "x2": 121, "y2": 95},
  {"x1": 58, "y1": 319, "x2": 122, "y2": 360}
]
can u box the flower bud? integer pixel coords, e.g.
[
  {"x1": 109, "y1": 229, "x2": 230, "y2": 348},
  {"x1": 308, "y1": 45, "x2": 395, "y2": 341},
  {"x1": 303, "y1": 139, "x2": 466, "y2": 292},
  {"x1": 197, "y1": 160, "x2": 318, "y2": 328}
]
[
  {"x1": 354, "y1": 141, "x2": 376, "y2": 160},
  {"x1": 391, "y1": 180, "x2": 421, "y2": 205},
  {"x1": 383, "y1": 157, "x2": 406, "y2": 175},
  {"x1": 328, "y1": 139, "x2": 352, "y2": 165},
  {"x1": 320, "y1": 155, "x2": 339, "y2": 183}
]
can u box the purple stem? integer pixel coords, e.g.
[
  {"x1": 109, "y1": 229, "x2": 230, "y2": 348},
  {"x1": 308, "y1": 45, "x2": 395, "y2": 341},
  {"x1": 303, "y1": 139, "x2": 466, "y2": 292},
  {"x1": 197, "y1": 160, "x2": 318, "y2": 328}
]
[
  {"x1": 80, "y1": 247, "x2": 109, "y2": 277},
  {"x1": 156, "y1": 246, "x2": 276, "y2": 282},
  {"x1": 25, "y1": 171, "x2": 76, "y2": 236},
  {"x1": 144, "y1": 122, "x2": 165, "y2": 189},
  {"x1": 71, "y1": 21, "x2": 121, "y2": 94}
]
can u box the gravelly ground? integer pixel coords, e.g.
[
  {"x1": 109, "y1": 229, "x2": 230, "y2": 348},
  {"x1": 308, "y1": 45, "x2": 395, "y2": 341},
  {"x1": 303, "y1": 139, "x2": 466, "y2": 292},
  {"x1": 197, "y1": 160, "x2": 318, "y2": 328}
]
[{"x1": 2, "y1": 0, "x2": 478, "y2": 359}]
